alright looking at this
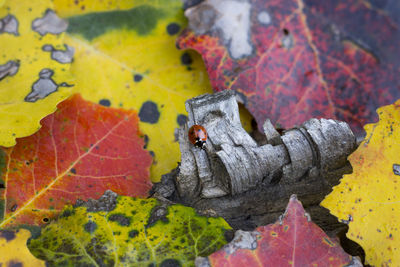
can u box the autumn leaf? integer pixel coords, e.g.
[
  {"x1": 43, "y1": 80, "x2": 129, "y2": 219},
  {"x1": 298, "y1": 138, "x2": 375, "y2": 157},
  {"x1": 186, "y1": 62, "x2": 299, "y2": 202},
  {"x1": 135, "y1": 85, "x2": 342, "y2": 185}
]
[
  {"x1": 0, "y1": 94, "x2": 152, "y2": 228},
  {"x1": 321, "y1": 99, "x2": 400, "y2": 266},
  {"x1": 0, "y1": 229, "x2": 45, "y2": 266},
  {"x1": 177, "y1": 0, "x2": 400, "y2": 135},
  {"x1": 28, "y1": 192, "x2": 231, "y2": 266},
  {"x1": 202, "y1": 195, "x2": 357, "y2": 267},
  {"x1": 47, "y1": 0, "x2": 214, "y2": 182},
  {"x1": 0, "y1": 0, "x2": 74, "y2": 147}
]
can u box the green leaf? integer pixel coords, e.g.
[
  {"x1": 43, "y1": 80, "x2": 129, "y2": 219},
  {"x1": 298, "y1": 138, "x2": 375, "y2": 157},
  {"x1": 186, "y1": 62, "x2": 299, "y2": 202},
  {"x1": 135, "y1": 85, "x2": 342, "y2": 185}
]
[{"x1": 28, "y1": 194, "x2": 231, "y2": 266}]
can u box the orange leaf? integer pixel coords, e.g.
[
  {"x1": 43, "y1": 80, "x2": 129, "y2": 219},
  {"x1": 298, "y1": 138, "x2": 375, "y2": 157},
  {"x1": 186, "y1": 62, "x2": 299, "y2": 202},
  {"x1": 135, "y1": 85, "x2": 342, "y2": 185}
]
[{"x1": 0, "y1": 94, "x2": 152, "y2": 228}]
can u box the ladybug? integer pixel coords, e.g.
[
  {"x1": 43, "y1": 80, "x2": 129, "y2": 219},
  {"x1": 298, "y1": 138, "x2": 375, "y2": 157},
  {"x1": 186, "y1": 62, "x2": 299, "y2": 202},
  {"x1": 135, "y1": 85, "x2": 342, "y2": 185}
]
[{"x1": 188, "y1": 125, "x2": 207, "y2": 148}]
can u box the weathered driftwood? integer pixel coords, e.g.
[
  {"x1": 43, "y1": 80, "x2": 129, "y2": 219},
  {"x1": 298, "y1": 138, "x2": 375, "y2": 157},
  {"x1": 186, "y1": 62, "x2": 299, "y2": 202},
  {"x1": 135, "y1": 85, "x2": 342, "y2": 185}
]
[{"x1": 153, "y1": 90, "x2": 357, "y2": 233}]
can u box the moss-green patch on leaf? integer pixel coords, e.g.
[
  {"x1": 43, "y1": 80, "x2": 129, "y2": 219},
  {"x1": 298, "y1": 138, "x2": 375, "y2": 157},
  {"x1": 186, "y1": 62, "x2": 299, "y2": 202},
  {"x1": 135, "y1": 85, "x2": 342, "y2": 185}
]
[
  {"x1": 28, "y1": 196, "x2": 231, "y2": 266},
  {"x1": 67, "y1": 5, "x2": 165, "y2": 40}
]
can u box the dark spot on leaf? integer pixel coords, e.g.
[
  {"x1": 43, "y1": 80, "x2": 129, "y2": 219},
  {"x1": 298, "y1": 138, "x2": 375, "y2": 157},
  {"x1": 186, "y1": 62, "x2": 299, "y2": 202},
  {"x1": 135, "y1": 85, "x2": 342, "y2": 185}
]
[
  {"x1": 129, "y1": 229, "x2": 139, "y2": 238},
  {"x1": 0, "y1": 183, "x2": 4, "y2": 189},
  {"x1": 143, "y1": 135, "x2": 149, "y2": 149},
  {"x1": 393, "y1": 164, "x2": 400, "y2": 176},
  {"x1": 181, "y1": 52, "x2": 192, "y2": 66},
  {"x1": 139, "y1": 101, "x2": 160, "y2": 124},
  {"x1": 160, "y1": 259, "x2": 181, "y2": 267},
  {"x1": 99, "y1": 99, "x2": 111, "y2": 107},
  {"x1": 60, "y1": 209, "x2": 74, "y2": 218},
  {"x1": 108, "y1": 213, "x2": 131, "y2": 226},
  {"x1": 70, "y1": 168, "x2": 76, "y2": 174},
  {"x1": 166, "y1": 23, "x2": 180, "y2": 35},
  {"x1": 7, "y1": 261, "x2": 23, "y2": 267},
  {"x1": 84, "y1": 221, "x2": 97, "y2": 233},
  {"x1": 176, "y1": 114, "x2": 188, "y2": 126},
  {"x1": 148, "y1": 264, "x2": 155, "y2": 267},
  {"x1": 134, "y1": 74, "x2": 143, "y2": 82},
  {"x1": 42, "y1": 217, "x2": 49, "y2": 223},
  {"x1": 149, "y1": 151, "x2": 155, "y2": 157},
  {"x1": 224, "y1": 229, "x2": 235, "y2": 242},
  {"x1": 10, "y1": 204, "x2": 17, "y2": 212},
  {"x1": 0, "y1": 230, "x2": 16, "y2": 241}
]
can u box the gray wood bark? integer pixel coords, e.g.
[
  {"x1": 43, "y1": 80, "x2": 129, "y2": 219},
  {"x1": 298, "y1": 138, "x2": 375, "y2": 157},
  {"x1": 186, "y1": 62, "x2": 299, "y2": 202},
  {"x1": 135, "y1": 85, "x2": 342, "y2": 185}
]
[{"x1": 152, "y1": 90, "x2": 357, "y2": 233}]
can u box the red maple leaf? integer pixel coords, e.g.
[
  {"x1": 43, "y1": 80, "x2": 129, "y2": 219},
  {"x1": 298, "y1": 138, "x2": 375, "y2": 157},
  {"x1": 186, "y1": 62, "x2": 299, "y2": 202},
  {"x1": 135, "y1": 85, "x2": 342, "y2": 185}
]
[
  {"x1": 205, "y1": 195, "x2": 355, "y2": 267},
  {"x1": 0, "y1": 94, "x2": 152, "y2": 228},
  {"x1": 177, "y1": 0, "x2": 400, "y2": 135}
]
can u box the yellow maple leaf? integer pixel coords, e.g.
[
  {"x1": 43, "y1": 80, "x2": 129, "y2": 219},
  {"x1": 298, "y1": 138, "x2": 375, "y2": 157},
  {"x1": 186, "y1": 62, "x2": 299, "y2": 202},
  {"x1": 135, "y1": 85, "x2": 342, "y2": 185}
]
[
  {"x1": 0, "y1": 229, "x2": 45, "y2": 266},
  {"x1": 52, "y1": 0, "x2": 214, "y2": 182},
  {"x1": 321, "y1": 99, "x2": 400, "y2": 266},
  {"x1": 0, "y1": 0, "x2": 74, "y2": 147}
]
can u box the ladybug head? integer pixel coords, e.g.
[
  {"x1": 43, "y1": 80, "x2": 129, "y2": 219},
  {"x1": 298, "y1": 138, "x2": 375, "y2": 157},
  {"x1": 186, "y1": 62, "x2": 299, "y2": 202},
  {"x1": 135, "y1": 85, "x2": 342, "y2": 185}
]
[{"x1": 194, "y1": 138, "x2": 206, "y2": 149}]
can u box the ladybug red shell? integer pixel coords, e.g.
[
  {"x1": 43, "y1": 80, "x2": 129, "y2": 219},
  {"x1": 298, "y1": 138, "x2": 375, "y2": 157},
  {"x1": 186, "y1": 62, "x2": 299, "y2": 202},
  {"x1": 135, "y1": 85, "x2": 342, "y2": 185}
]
[{"x1": 188, "y1": 125, "x2": 207, "y2": 148}]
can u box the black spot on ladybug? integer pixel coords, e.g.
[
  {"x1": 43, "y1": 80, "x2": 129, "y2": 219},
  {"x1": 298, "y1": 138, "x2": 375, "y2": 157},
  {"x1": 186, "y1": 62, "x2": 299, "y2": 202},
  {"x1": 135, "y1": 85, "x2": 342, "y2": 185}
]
[
  {"x1": 0, "y1": 230, "x2": 16, "y2": 241},
  {"x1": 134, "y1": 74, "x2": 143, "y2": 82},
  {"x1": 176, "y1": 114, "x2": 188, "y2": 126},
  {"x1": 143, "y1": 135, "x2": 149, "y2": 149},
  {"x1": 160, "y1": 259, "x2": 181, "y2": 267},
  {"x1": 129, "y1": 229, "x2": 139, "y2": 238},
  {"x1": 84, "y1": 221, "x2": 97, "y2": 233},
  {"x1": 99, "y1": 99, "x2": 111, "y2": 107},
  {"x1": 108, "y1": 213, "x2": 131, "y2": 226},
  {"x1": 166, "y1": 23, "x2": 180, "y2": 35},
  {"x1": 139, "y1": 101, "x2": 160, "y2": 124},
  {"x1": 70, "y1": 168, "x2": 76, "y2": 174},
  {"x1": 393, "y1": 164, "x2": 400, "y2": 176},
  {"x1": 283, "y1": 28, "x2": 289, "y2": 35},
  {"x1": 181, "y1": 52, "x2": 193, "y2": 66}
]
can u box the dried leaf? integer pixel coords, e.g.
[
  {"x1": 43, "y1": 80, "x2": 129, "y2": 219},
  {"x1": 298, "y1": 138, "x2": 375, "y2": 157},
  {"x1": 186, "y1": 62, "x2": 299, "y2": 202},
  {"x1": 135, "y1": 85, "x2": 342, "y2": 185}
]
[
  {"x1": 28, "y1": 195, "x2": 231, "y2": 266},
  {"x1": 52, "y1": 0, "x2": 213, "y2": 182},
  {"x1": 177, "y1": 0, "x2": 400, "y2": 135},
  {"x1": 0, "y1": 0, "x2": 74, "y2": 147},
  {"x1": 0, "y1": 94, "x2": 152, "y2": 228},
  {"x1": 322, "y1": 100, "x2": 400, "y2": 266},
  {"x1": 0, "y1": 229, "x2": 45, "y2": 266},
  {"x1": 206, "y1": 195, "x2": 354, "y2": 267}
]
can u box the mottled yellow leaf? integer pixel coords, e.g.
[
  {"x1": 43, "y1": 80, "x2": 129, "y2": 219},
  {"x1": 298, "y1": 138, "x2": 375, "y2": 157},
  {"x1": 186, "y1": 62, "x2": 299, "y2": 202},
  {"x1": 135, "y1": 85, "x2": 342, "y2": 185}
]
[
  {"x1": 0, "y1": 229, "x2": 45, "y2": 266},
  {"x1": 321, "y1": 100, "x2": 400, "y2": 266},
  {"x1": 28, "y1": 195, "x2": 231, "y2": 266},
  {"x1": 0, "y1": 0, "x2": 74, "y2": 147},
  {"x1": 53, "y1": 0, "x2": 213, "y2": 181}
]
